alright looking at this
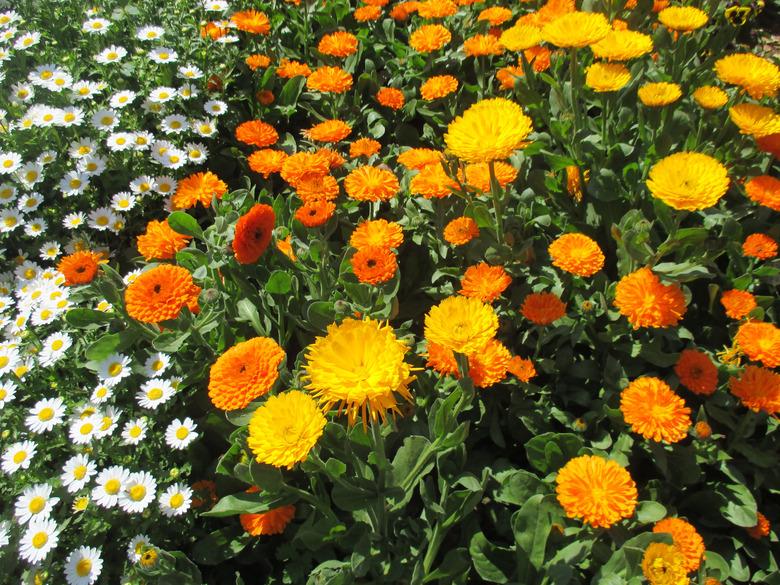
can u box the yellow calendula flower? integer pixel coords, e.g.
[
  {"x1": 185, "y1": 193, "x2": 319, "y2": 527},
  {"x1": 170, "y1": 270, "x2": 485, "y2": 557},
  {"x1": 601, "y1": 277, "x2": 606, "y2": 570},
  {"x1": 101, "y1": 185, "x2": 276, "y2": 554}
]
[
  {"x1": 498, "y1": 23, "x2": 542, "y2": 51},
  {"x1": 638, "y1": 82, "x2": 683, "y2": 107},
  {"x1": 303, "y1": 318, "x2": 415, "y2": 426},
  {"x1": 444, "y1": 98, "x2": 533, "y2": 163},
  {"x1": 693, "y1": 85, "x2": 728, "y2": 109},
  {"x1": 424, "y1": 296, "x2": 499, "y2": 355},
  {"x1": 590, "y1": 29, "x2": 653, "y2": 61},
  {"x1": 641, "y1": 543, "x2": 690, "y2": 585},
  {"x1": 658, "y1": 6, "x2": 708, "y2": 31},
  {"x1": 646, "y1": 152, "x2": 729, "y2": 211},
  {"x1": 541, "y1": 11, "x2": 610, "y2": 48},
  {"x1": 715, "y1": 53, "x2": 780, "y2": 100},
  {"x1": 247, "y1": 390, "x2": 326, "y2": 468},
  {"x1": 585, "y1": 62, "x2": 631, "y2": 92},
  {"x1": 728, "y1": 103, "x2": 780, "y2": 137}
]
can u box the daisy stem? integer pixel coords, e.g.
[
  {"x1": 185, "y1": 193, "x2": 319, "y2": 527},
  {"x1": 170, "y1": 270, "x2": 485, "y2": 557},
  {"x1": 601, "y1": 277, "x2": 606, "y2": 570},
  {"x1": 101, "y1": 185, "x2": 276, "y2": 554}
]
[{"x1": 487, "y1": 160, "x2": 504, "y2": 247}]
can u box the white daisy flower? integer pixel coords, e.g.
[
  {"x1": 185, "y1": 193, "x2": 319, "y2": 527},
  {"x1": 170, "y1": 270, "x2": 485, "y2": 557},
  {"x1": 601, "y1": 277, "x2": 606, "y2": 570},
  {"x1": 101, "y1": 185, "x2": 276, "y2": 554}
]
[
  {"x1": 0, "y1": 182, "x2": 17, "y2": 203},
  {"x1": 165, "y1": 417, "x2": 198, "y2": 450},
  {"x1": 14, "y1": 31, "x2": 41, "y2": 50},
  {"x1": 136, "y1": 25, "x2": 164, "y2": 41},
  {"x1": 0, "y1": 520, "x2": 9, "y2": 548},
  {"x1": 17, "y1": 162, "x2": 43, "y2": 187},
  {"x1": 19, "y1": 518, "x2": 58, "y2": 564},
  {"x1": 154, "y1": 176, "x2": 177, "y2": 195},
  {"x1": 0, "y1": 151, "x2": 22, "y2": 174},
  {"x1": 203, "y1": 99, "x2": 227, "y2": 116},
  {"x1": 0, "y1": 10, "x2": 21, "y2": 26},
  {"x1": 95, "y1": 45, "x2": 126, "y2": 64},
  {"x1": 186, "y1": 142, "x2": 209, "y2": 163},
  {"x1": 61, "y1": 454, "x2": 97, "y2": 493},
  {"x1": 216, "y1": 34, "x2": 239, "y2": 44},
  {"x1": 92, "y1": 466, "x2": 129, "y2": 508},
  {"x1": 88, "y1": 207, "x2": 117, "y2": 231},
  {"x1": 106, "y1": 132, "x2": 134, "y2": 151},
  {"x1": 97, "y1": 353, "x2": 131, "y2": 386},
  {"x1": 68, "y1": 138, "x2": 98, "y2": 158},
  {"x1": 127, "y1": 534, "x2": 152, "y2": 562},
  {"x1": 148, "y1": 86, "x2": 176, "y2": 103},
  {"x1": 60, "y1": 171, "x2": 90, "y2": 197},
  {"x1": 159, "y1": 148, "x2": 187, "y2": 169},
  {"x1": 160, "y1": 114, "x2": 188, "y2": 134},
  {"x1": 137, "y1": 378, "x2": 175, "y2": 409},
  {"x1": 82, "y1": 17, "x2": 110, "y2": 33},
  {"x1": 118, "y1": 471, "x2": 157, "y2": 513},
  {"x1": 90, "y1": 383, "x2": 113, "y2": 404},
  {"x1": 178, "y1": 65, "x2": 204, "y2": 79},
  {"x1": 158, "y1": 483, "x2": 193, "y2": 517},
  {"x1": 77, "y1": 155, "x2": 107, "y2": 176},
  {"x1": 123, "y1": 268, "x2": 143, "y2": 285},
  {"x1": 39, "y1": 332, "x2": 72, "y2": 366},
  {"x1": 191, "y1": 118, "x2": 217, "y2": 138},
  {"x1": 2, "y1": 440, "x2": 36, "y2": 473},
  {"x1": 46, "y1": 71, "x2": 73, "y2": 92},
  {"x1": 17, "y1": 192, "x2": 43, "y2": 213},
  {"x1": 178, "y1": 82, "x2": 199, "y2": 100},
  {"x1": 38, "y1": 150, "x2": 57, "y2": 165},
  {"x1": 109, "y1": 90, "x2": 136, "y2": 109},
  {"x1": 141, "y1": 98, "x2": 165, "y2": 114},
  {"x1": 39, "y1": 241, "x2": 61, "y2": 261},
  {"x1": 63, "y1": 212, "x2": 87, "y2": 229},
  {"x1": 143, "y1": 352, "x2": 170, "y2": 377},
  {"x1": 148, "y1": 47, "x2": 177, "y2": 63},
  {"x1": 90, "y1": 108, "x2": 119, "y2": 131},
  {"x1": 24, "y1": 217, "x2": 47, "y2": 238},
  {"x1": 65, "y1": 546, "x2": 103, "y2": 585},
  {"x1": 70, "y1": 81, "x2": 103, "y2": 100},
  {"x1": 9, "y1": 82, "x2": 35, "y2": 104},
  {"x1": 25, "y1": 397, "x2": 66, "y2": 433},
  {"x1": 30, "y1": 303, "x2": 60, "y2": 326},
  {"x1": 131, "y1": 131, "x2": 154, "y2": 150},
  {"x1": 111, "y1": 192, "x2": 137, "y2": 212},
  {"x1": 95, "y1": 406, "x2": 121, "y2": 438},
  {"x1": 122, "y1": 418, "x2": 148, "y2": 445},
  {"x1": 16, "y1": 261, "x2": 42, "y2": 283},
  {"x1": 15, "y1": 483, "x2": 59, "y2": 524},
  {"x1": 0, "y1": 344, "x2": 20, "y2": 375},
  {"x1": 129, "y1": 176, "x2": 156, "y2": 195},
  {"x1": 69, "y1": 414, "x2": 101, "y2": 445}
]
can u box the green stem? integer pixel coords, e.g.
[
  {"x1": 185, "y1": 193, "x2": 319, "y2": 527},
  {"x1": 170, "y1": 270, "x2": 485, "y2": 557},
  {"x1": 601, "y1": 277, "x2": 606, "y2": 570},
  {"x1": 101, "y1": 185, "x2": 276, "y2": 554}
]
[
  {"x1": 283, "y1": 484, "x2": 339, "y2": 524},
  {"x1": 569, "y1": 47, "x2": 579, "y2": 153},
  {"x1": 370, "y1": 422, "x2": 388, "y2": 536},
  {"x1": 488, "y1": 160, "x2": 504, "y2": 246}
]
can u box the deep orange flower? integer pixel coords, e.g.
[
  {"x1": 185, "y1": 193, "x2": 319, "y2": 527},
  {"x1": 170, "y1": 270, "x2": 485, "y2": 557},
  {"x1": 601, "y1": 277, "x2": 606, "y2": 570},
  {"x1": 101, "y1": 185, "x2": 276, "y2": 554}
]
[
  {"x1": 295, "y1": 174, "x2": 340, "y2": 203},
  {"x1": 344, "y1": 166, "x2": 400, "y2": 202},
  {"x1": 136, "y1": 219, "x2": 192, "y2": 261},
  {"x1": 444, "y1": 216, "x2": 479, "y2": 245},
  {"x1": 349, "y1": 138, "x2": 381, "y2": 159},
  {"x1": 390, "y1": 1, "x2": 420, "y2": 19},
  {"x1": 525, "y1": 45, "x2": 552, "y2": 71},
  {"x1": 756, "y1": 133, "x2": 780, "y2": 158},
  {"x1": 507, "y1": 356, "x2": 536, "y2": 382},
  {"x1": 377, "y1": 87, "x2": 405, "y2": 110},
  {"x1": 351, "y1": 246, "x2": 398, "y2": 284},
  {"x1": 318, "y1": 31, "x2": 358, "y2": 57},
  {"x1": 497, "y1": 66, "x2": 525, "y2": 90},
  {"x1": 246, "y1": 54, "x2": 271, "y2": 70},
  {"x1": 729, "y1": 365, "x2": 780, "y2": 414},
  {"x1": 58, "y1": 251, "x2": 102, "y2": 286},
  {"x1": 248, "y1": 149, "x2": 288, "y2": 178},
  {"x1": 201, "y1": 21, "x2": 228, "y2": 40},
  {"x1": 694, "y1": 421, "x2": 712, "y2": 439},
  {"x1": 317, "y1": 147, "x2": 346, "y2": 170},
  {"x1": 620, "y1": 377, "x2": 691, "y2": 443},
  {"x1": 257, "y1": 90, "x2": 274, "y2": 105},
  {"x1": 417, "y1": 0, "x2": 458, "y2": 18},
  {"x1": 721, "y1": 289, "x2": 757, "y2": 319},
  {"x1": 354, "y1": 5, "x2": 382, "y2": 20},
  {"x1": 409, "y1": 162, "x2": 457, "y2": 198},
  {"x1": 420, "y1": 75, "x2": 458, "y2": 100},
  {"x1": 231, "y1": 10, "x2": 271, "y2": 34},
  {"x1": 555, "y1": 454, "x2": 637, "y2": 528},
  {"x1": 208, "y1": 337, "x2": 285, "y2": 410},
  {"x1": 459, "y1": 263, "x2": 511, "y2": 303},
  {"x1": 409, "y1": 24, "x2": 451, "y2": 52},
  {"x1": 276, "y1": 58, "x2": 311, "y2": 79},
  {"x1": 350, "y1": 219, "x2": 404, "y2": 249},
  {"x1": 306, "y1": 66, "x2": 353, "y2": 93},
  {"x1": 548, "y1": 233, "x2": 605, "y2": 277},
  {"x1": 295, "y1": 201, "x2": 336, "y2": 227},
  {"x1": 303, "y1": 119, "x2": 352, "y2": 143},
  {"x1": 478, "y1": 6, "x2": 512, "y2": 25},
  {"x1": 280, "y1": 152, "x2": 331, "y2": 187},
  {"x1": 468, "y1": 339, "x2": 512, "y2": 388},
  {"x1": 125, "y1": 265, "x2": 201, "y2": 324},
  {"x1": 521, "y1": 292, "x2": 566, "y2": 325},
  {"x1": 735, "y1": 321, "x2": 780, "y2": 368},
  {"x1": 566, "y1": 165, "x2": 586, "y2": 202},
  {"x1": 613, "y1": 267, "x2": 686, "y2": 329},
  {"x1": 398, "y1": 148, "x2": 442, "y2": 170},
  {"x1": 235, "y1": 120, "x2": 279, "y2": 148},
  {"x1": 747, "y1": 512, "x2": 771, "y2": 539},
  {"x1": 425, "y1": 341, "x2": 459, "y2": 377},
  {"x1": 745, "y1": 175, "x2": 780, "y2": 212},
  {"x1": 232, "y1": 204, "x2": 275, "y2": 264},
  {"x1": 241, "y1": 505, "x2": 296, "y2": 536},
  {"x1": 464, "y1": 34, "x2": 504, "y2": 57},
  {"x1": 653, "y1": 518, "x2": 705, "y2": 572},
  {"x1": 172, "y1": 172, "x2": 227, "y2": 210},
  {"x1": 277, "y1": 235, "x2": 297, "y2": 262},
  {"x1": 674, "y1": 349, "x2": 718, "y2": 395},
  {"x1": 742, "y1": 233, "x2": 778, "y2": 259},
  {"x1": 463, "y1": 162, "x2": 518, "y2": 193}
]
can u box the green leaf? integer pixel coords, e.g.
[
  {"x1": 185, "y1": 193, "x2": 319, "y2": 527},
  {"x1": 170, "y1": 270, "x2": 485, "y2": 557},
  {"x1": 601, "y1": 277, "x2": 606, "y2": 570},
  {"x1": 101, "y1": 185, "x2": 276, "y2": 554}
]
[
  {"x1": 152, "y1": 331, "x2": 191, "y2": 353},
  {"x1": 249, "y1": 461, "x2": 283, "y2": 492},
  {"x1": 265, "y1": 270, "x2": 292, "y2": 294},
  {"x1": 493, "y1": 469, "x2": 545, "y2": 506},
  {"x1": 306, "y1": 301, "x2": 336, "y2": 331},
  {"x1": 324, "y1": 458, "x2": 347, "y2": 478},
  {"x1": 591, "y1": 532, "x2": 672, "y2": 584},
  {"x1": 468, "y1": 532, "x2": 513, "y2": 584},
  {"x1": 512, "y1": 494, "x2": 557, "y2": 572},
  {"x1": 715, "y1": 482, "x2": 757, "y2": 527},
  {"x1": 191, "y1": 527, "x2": 248, "y2": 565},
  {"x1": 423, "y1": 548, "x2": 471, "y2": 583},
  {"x1": 524, "y1": 433, "x2": 583, "y2": 475},
  {"x1": 65, "y1": 308, "x2": 113, "y2": 328},
  {"x1": 635, "y1": 501, "x2": 667, "y2": 524},
  {"x1": 236, "y1": 298, "x2": 266, "y2": 335},
  {"x1": 85, "y1": 333, "x2": 122, "y2": 361},
  {"x1": 201, "y1": 491, "x2": 297, "y2": 517},
  {"x1": 168, "y1": 211, "x2": 203, "y2": 237}
]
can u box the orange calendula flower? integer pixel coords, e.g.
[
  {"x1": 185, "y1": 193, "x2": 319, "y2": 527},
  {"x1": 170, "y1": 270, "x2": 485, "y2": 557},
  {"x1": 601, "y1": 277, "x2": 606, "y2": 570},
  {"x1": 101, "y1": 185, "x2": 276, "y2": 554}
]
[
  {"x1": 742, "y1": 233, "x2": 778, "y2": 259},
  {"x1": 317, "y1": 147, "x2": 346, "y2": 170},
  {"x1": 232, "y1": 204, "x2": 275, "y2": 264},
  {"x1": 499, "y1": 24, "x2": 543, "y2": 51},
  {"x1": 354, "y1": 5, "x2": 382, "y2": 20},
  {"x1": 463, "y1": 34, "x2": 504, "y2": 57},
  {"x1": 397, "y1": 148, "x2": 442, "y2": 170},
  {"x1": 463, "y1": 162, "x2": 518, "y2": 193},
  {"x1": 125, "y1": 265, "x2": 201, "y2": 324},
  {"x1": 318, "y1": 31, "x2": 358, "y2": 57},
  {"x1": 756, "y1": 133, "x2": 780, "y2": 158},
  {"x1": 276, "y1": 58, "x2": 311, "y2": 79},
  {"x1": 653, "y1": 518, "x2": 705, "y2": 572},
  {"x1": 566, "y1": 165, "x2": 587, "y2": 202},
  {"x1": 478, "y1": 6, "x2": 512, "y2": 25},
  {"x1": 296, "y1": 174, "x2": 340, "y2": 203},
  {"x1": 208, "y1": 337, "x2": 285, "y2": 410},
  {"x1": 734, "y1": 321, "x2": 780, "y2": 368},
  {"x1": 525, "y1": 45, "x2": 551, "y2": 72},
  {"x1": 417, "y1": 0, "x2": 458, "y2": 18},
  {"x1": 172, "y1": 171, "x2": 228, "y2": 210},
  {"x1": 236, "y1": 120, "x2": 279, "y2": 148},
  {"x1": 137, "y1": 219, "x2": 192, "y2": 261},
  {"x1": 376, "y1": 87, "x2": 405, "y2": 110},
  {"x1": 231, "y1": 9, "x2": 271, "y2": 34},
  {"x1": 747, "y1": 512, "x2": 771, "y2": 539},
  {"x1": 647, "y1": 151, "x2": 729, "y2": 211},
  {"x1": 349, "y1": 138, "x2": 381, "y2": 159},
  {"x1": 351, "y1": 246, "x2": 398, "y2": 285},
  {"x1": 409, "y1": 24, "x2": 451, "y2": 52},
  {"x1": 744, "y1": 175, "x2": 780, "y2": 212},
  {"x1": 277, "y1": 235, "x2": 297, "y2": 262},
  {"x1": 344, "y1": 166, "x2": 400, "y2": 202},
  {"x1": 444, "y1": 216, "x2": 479, "y2": 245},
  {"x1": 410, "y1": 162, "x2": 457, "y2": 199},
  {"x1": 496, "y1": 66, "x2": 525, "y2": 90},
  {"x1": 521, "y1": 292, "x2": 566, "y2": 325},
  {"x1": 641, "y1": 543, "x2": 689, "y2": 585},
  {"x1": 548, "y1": 233, "x2": 604, "y2": 277},
  {"x1": 721, "y1": 289, "x2": 757, "y2": 319},
  {"x1": 256, "y1": 90, "x2": 274, "y2": 105},
  {"x1": 729, "y1": 365, "x2": 780, "y2": 415},
  {"x1": 248, "y1": 149, "x2": 288, "y2": 178},
  {"x1": 350, "y1": 219, "x2": 404, "y2": 249},
  {"x1": 240, "y1": 504, "x2": 296, "y2": 536},
  {"x1": 620, "y1": 377, "x2": 691, "y2": 443},
  {"x1": 614, "y1": 267, "x2": 686, "y2": 329},
  {"x1": 468, "y1": 339, "x2": 512, "y2": 388},
  {"x1": 57, "y1": 250, "x2": 103, "y2": 286},
  {"x1": 459, "y1": 263, "x2": 511, "y2": 303},
  {"x1": 591, "y1": 29, "x2": 653, "y2": 61},
  {"x1": 390, "y1": 1, "x2": 420, "y2": 19},
  {"x1": 555, "y1": 454, "x2": 638, "y2": 528},
  {"x1": 420, "y1": 75, "x2": 458, "y2": 100},
  {"x1": 425, "y1": 296, "x2": 498, "y2": 355},
  {"x1": 295, "y1": 200, "x2": 336, "y2": 228},
  {"x1": 303, "y1": 119, "x2": 352, "y2": 143},
  {"x1": 280, "y1": 152, "x2": 331, "y2": 186},
  {"x1": 201, "y1": 21, "x2": 228, "y2": 40},
  {"x1": 693, "y1": 85, "x2": 728, "y2": 109},
  {"x1": 728, "y1": 103, "x2": 780, "y2": 138},
  {"x1": 694, "y1": 421, "x2": 712, "y2": 439},
  {"x1": 245, "y1": 54, "x2": 271, "y2": 70},
  {"x1": 714, "y1": 53, "x2": 780, "y2": 100},
  {"x1": 306, "y1": 66, "x2": 353, "y2": 93},
  {"x1": 425, "y1": 341, "x2": 459, "y2": 377},
  {"x1": 507, "y1": 356, "x2": 536, "y2": 382},
  {"x1": 585, "y1": 62, "x2": 632, "y2": 92},
  {"x1": 674, "y1": 349, "x2": 718, "y2": 396}
]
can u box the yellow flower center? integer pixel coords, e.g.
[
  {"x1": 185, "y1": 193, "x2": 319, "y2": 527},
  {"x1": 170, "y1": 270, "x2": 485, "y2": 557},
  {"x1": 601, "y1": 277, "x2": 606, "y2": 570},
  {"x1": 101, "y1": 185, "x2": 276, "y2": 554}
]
[
  {"x1": 37, "y1": 407, "x2": 54, "y2": 421},
  {"x1": 108, "y1": 363, "x2": 122, "y2": 376},
  {"x1": 169, "y1": 493, "x2": 184, "y2": 508},
  {"x1": 147, "y1": 388, "x2": 163, "y2": 400},
  {"x1": 76, "y1": 558, "x2": 92, "y2": 577},
  {"x1": 105, "y1": 479, "x2": 121, "y2": 495},
  {"x1": 13, "y1": 451, "x2": 27, "y2": 464},
  {"x1": 175, "y1": 427, "x2": 189, "y2": 440},
  {"x1": 51, "y1": 340, "x2": 64, "y2": 351},
  {"x1": 0, "y1": 356, "x2": 8, "y2": 368},
  {"x1": 73, "y1": 465, "x2": 88, "y2": 479},
  {"x1": 100, "y1": 417, "x2": 112, "y2": 431},
  {"x1": 40, "y1": 309, "x2": 52, "y2": 320},
  {"x1": 28, "y1": 496, "x2": 46, "y2": 514},
  {"x1": 32, "y1": 532, "x2": 48, "y2": 549},
  {"x1": 78, "y1": 146, "x2": 91, "y2": 155},
  {"x1": 80, "y1": 422, "x2": 94, "y2": 435},
  {"x1": 129, "y1": 426, "x2": 142, "y2": 438},
  {"x1": 129, "y1": 484, "x2": 147, "y2": 501}
]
